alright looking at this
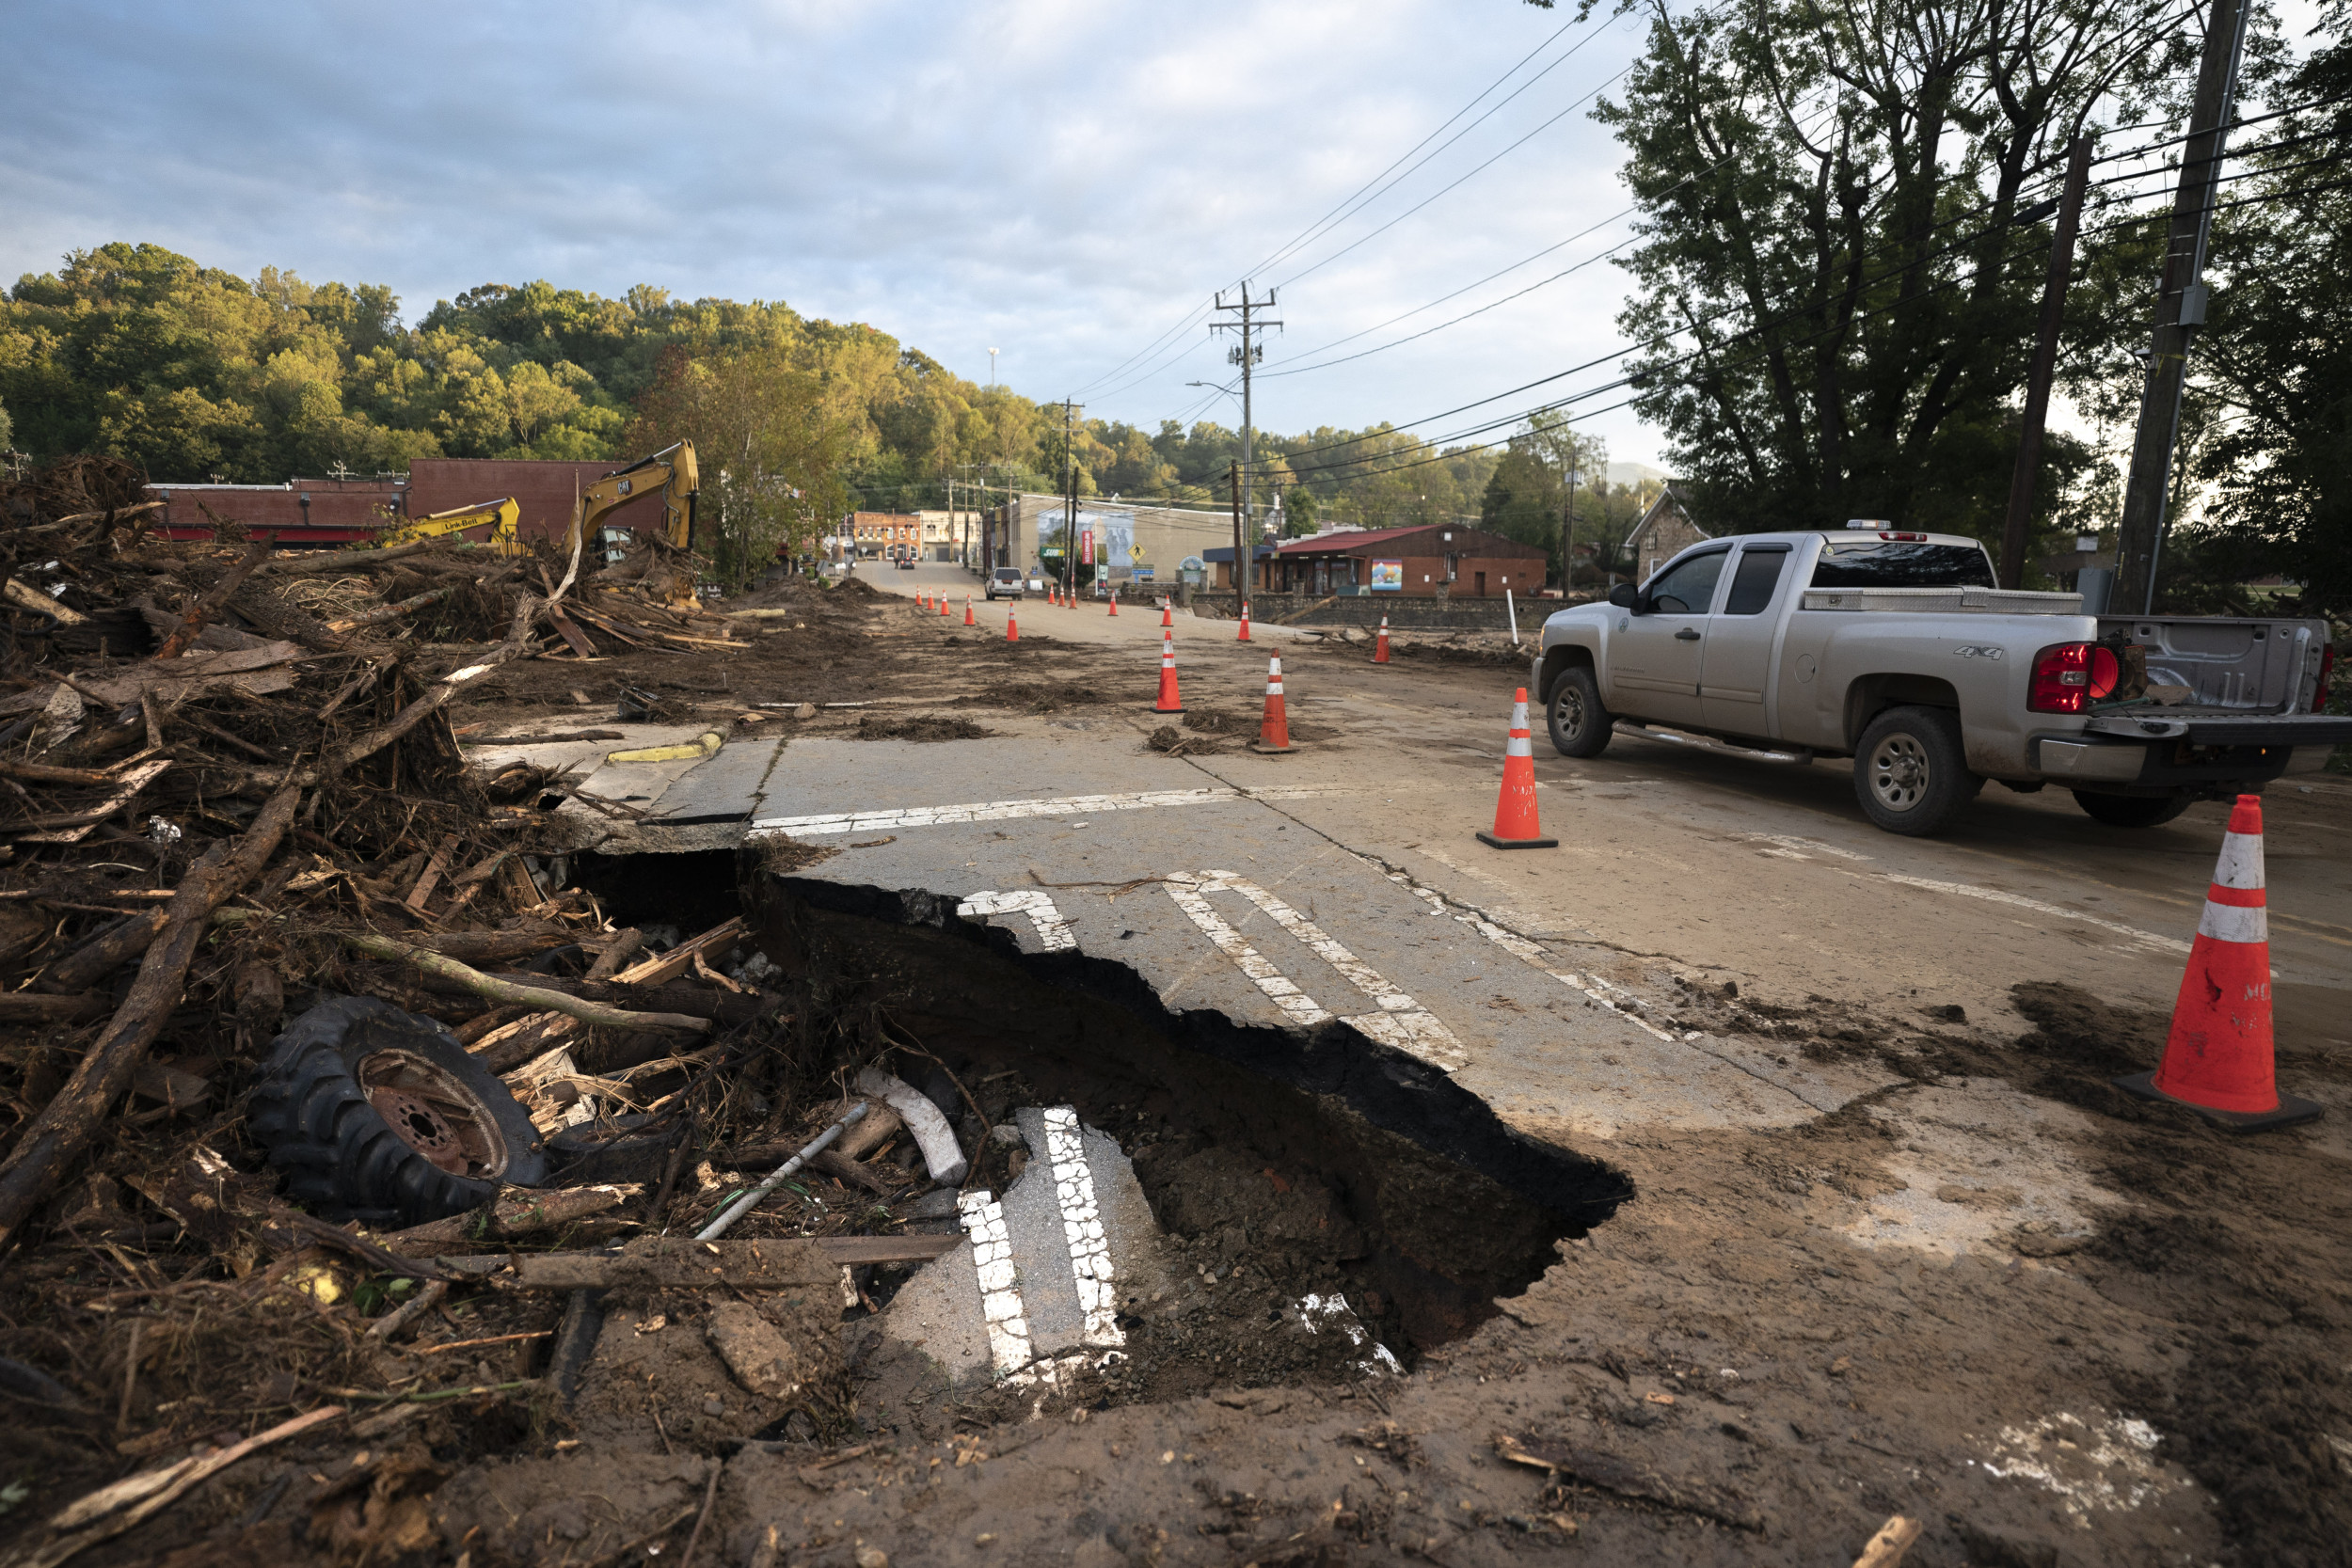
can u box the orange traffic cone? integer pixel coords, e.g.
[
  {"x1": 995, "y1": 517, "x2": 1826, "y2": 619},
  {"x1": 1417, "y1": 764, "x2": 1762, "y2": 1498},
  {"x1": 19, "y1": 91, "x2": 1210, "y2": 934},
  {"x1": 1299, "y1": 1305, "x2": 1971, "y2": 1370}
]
[
  {"x1": 2117, "y1": 795, "x2": 2321, "y2": 1129},
  {"x1": 917, "y1": 591, "x2": 929, "y2": 610},
  {"x1": 1007, "y1": 611, "x2": 1019, "y2": 642},
  {"x1": 1106, "y1": 592, "x2": 1118, "y2": 617},
  {"x1": 1237, "y1": 602, "x2": 1252, "y2": 641},
  {"x1": 939, "y1": 593, "x2": 949, "y2": 618},
  {"x1": 1151, "y1": 628, "x2": 1184, "y2": 714},
  {"x1": 1248, "y1": 656, "x2": 1294, "y2": 753},
  {"x1": 1478, "y1": 688, "x2": 1556, "y2": 849},
  {"x1": 964, "y1": 595, "x2": 975, "y2": 626},
  {"x1": 1160, "y1": 600, "x2": 1174, "y2": 628},
  {"x1": 1373, "y1": 616, "x2": 1391, "y2": 664}
]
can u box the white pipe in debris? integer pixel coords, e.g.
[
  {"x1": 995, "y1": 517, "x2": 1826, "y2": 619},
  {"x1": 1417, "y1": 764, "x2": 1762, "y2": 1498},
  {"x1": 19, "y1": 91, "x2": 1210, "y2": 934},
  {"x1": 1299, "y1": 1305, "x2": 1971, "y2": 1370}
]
[
  {"x1": 1505, "y1": 588, "x2": 1518, "y2": 645},
  {"x1": 854, "y1": 1066, "x2": 971, "y2": 1186},
  {"x1": 696, "y1": 1101, "x2": 870, "y2": 1242}
]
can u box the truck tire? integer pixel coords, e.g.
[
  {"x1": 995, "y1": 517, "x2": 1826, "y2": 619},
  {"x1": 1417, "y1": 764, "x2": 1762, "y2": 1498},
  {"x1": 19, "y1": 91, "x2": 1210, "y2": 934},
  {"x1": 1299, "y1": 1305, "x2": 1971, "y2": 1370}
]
[
  {"x1": 2072, "y1": 790, "x2": 2194, "y2": 829},
  {"x1": 1854, "y1": 705, "x2": 1977, "y2": 836},
  {"x1": 247, "y1": 997, "x2": 547, "y2": 1227},
  {"x1": 1546, "y1": 666, "x2": 1613, "y2": 758}
]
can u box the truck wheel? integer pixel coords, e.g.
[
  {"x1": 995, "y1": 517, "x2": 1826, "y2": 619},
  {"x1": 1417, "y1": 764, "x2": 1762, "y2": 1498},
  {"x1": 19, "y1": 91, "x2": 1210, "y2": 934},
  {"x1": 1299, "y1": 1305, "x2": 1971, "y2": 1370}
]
[
  {"x1": 1854, "y1": 706, "x2": 1976, "y2": 835},
  {"x1": 247, "y1": 997, "x2": 547, "y2": 1227},
  {"x1": 1546, "y1": 667, "x2": 1613, "y2": 758},
  {"x1": 2071, "y1": 791, "x2": 2193, "y2": 828}
]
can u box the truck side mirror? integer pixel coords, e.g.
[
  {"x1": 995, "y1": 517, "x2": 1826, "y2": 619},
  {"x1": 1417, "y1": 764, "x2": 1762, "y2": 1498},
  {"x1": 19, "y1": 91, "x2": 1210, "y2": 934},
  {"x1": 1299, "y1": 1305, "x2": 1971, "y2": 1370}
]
[{"x1": 1607, "y1": 583, "x2": 1640, "y2": 610}]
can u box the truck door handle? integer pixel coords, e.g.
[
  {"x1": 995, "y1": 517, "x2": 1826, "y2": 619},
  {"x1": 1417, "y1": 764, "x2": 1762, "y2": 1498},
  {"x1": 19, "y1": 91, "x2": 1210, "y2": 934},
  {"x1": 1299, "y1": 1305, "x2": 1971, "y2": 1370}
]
[{"x1": 1675, "y1": 627, "x2": 1701, "y2": 641}]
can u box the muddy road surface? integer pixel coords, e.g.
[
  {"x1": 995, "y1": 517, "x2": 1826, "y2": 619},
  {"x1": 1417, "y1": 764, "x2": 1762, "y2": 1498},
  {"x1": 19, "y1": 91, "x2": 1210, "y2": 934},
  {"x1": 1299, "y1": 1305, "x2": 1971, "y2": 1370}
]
[{"x1": 8, "y1": 570, "x2": 2347, "y2": 1567}]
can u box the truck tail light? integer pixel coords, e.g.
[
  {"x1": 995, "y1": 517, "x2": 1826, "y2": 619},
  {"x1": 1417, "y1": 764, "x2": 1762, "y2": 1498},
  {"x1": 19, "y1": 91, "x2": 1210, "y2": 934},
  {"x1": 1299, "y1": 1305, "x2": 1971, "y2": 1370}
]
[
  {"x1": 1877, "y1": 531, "x2": 1927, "y2": 542},
  {"x1": 2030, "y1": 642, "x2": 2095, "y2": 712},
  {"x1": 2319, "y1": 642, "x2": 2337, "y2": 712}
]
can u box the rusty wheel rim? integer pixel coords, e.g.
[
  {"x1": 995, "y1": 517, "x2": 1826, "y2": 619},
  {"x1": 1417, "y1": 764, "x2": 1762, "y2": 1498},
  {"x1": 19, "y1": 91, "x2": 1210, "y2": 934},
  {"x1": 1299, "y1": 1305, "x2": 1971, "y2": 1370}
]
[{"x1": 359, "y1": 1050, "x2": 511, "y2": 1180}]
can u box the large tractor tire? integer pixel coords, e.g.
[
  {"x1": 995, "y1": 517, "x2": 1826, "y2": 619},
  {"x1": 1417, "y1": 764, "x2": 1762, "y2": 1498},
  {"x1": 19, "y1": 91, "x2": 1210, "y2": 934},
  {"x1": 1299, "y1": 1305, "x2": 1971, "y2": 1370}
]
[{"x1": 247, "y1": 996, "x2": 547, "y2": 1226}]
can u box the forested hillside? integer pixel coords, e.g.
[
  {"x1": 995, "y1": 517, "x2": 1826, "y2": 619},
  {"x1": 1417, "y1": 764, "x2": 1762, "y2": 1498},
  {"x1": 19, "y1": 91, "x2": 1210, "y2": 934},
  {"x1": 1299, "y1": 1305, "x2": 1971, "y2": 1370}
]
[{"x1": 0, "y1": 242, "x2": 1511, "y2": 563}]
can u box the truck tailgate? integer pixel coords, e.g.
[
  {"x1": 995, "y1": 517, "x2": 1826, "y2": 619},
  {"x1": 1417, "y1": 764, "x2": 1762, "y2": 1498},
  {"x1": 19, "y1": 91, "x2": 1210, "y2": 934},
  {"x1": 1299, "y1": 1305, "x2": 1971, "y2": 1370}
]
[{"x1": 2083, "y1": 711, "x2": 2352, "y2": 746}]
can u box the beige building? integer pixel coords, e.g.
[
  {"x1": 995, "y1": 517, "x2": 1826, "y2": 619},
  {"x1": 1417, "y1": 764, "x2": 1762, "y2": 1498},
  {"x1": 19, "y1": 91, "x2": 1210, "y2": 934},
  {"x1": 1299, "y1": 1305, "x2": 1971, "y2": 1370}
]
[{"x1": 1623, "y1": 485, "x2": 1710, "y2": 584}]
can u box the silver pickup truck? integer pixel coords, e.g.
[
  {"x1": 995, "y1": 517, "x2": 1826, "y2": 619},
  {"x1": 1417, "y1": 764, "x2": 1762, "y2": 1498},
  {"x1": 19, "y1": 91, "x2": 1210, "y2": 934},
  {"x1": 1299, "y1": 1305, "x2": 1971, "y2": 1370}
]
[{"x1": 1532, "y1": 525, "x2": 2348, "y2": 835}]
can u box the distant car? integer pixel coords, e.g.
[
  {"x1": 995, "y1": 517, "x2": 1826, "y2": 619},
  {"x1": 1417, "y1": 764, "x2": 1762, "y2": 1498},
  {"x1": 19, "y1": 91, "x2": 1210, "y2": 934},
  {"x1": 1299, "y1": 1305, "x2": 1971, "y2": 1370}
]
[
  {"x1": 895, "y1": 554, "x2": 914, "y2": 570},
  {"x1": 986, "y1": 566, "x2": 1025, "y2": 601}
]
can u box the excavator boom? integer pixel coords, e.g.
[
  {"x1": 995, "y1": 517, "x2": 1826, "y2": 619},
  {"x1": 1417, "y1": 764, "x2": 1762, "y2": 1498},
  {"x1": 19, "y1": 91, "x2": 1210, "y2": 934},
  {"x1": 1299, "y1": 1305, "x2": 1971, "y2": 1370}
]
[
  {"x1": 376, "y1": 496, "x2": 521, "y2": 554},
  {"x1": 566, "y1": 441, "x2": 698, "y2": 558}
]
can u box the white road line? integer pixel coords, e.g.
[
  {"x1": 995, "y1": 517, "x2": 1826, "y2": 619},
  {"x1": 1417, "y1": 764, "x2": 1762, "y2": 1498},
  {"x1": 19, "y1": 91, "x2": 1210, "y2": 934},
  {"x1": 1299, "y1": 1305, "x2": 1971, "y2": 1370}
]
[
  {"x1": 1872, "y1": 872, "x2": 2192, "y2": 954},
  {"x1": 1163, "y1": 876, "x2": 1332, "y2": 1029},
  {"x1": 1163, "y1": 872, "x2": 1466, "y2": 1069},
  {"x1": 1743, "y1": 832, "x2": 1876, "y2": 863},
  {"x1": 956, "y1": 890, "x2": 1077, "y2": 951},
  {"x1": 1389, "y1": 873, "x2": 1680, "y2": 1043},
  {"x1": 958, "y1": 1189, "x2": 1035, "y2": 1381},
  {"x1": 1042, "y1": 1107, "x2": 1123, "y2": 1349},
  {"x1": 747, "y1": 784, "x2": 1357, "y2": 839},
  {"x1": 1205, "y1": 872, "x2": 1467, "y2": 1068}
]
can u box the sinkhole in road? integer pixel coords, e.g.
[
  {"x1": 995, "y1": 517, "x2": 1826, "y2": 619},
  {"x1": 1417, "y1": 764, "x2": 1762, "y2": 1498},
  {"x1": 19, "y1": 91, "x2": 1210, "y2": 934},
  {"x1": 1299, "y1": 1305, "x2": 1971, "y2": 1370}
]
[{"x1": 576, "y1": 846, "x2": 1631, "y2": 1400}]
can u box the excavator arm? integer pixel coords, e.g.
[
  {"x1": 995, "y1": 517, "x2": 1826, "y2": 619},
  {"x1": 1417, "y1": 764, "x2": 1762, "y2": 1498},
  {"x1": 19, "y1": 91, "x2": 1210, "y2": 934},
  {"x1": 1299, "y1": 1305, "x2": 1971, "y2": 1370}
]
[
  {"x1": 566, "y1": 441, "x2": 698, "y2": 558},
  {"x1": 376, "y1": 496, "x2": 520, "y2": 554}
]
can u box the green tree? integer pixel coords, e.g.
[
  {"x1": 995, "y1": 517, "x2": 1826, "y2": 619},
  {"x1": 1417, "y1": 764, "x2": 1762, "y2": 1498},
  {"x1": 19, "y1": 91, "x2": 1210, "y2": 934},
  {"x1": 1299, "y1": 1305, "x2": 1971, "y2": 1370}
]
[{"x1": 1582, "y1": 0, "x2": 2191, "y2": 553}]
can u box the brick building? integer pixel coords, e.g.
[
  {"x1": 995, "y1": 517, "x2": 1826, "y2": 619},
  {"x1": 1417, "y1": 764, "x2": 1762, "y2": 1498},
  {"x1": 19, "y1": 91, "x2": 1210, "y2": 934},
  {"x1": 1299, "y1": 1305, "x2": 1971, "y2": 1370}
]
[
  {"x1": 1623, "y1": 484, "x2": 1709, "y2": 584},
  {"x1": 1270, "y1": 523, "x2": 1548, "y2": 598},
  {"x1": 149, "y1": 457, "x2": 671, "y2": 546},
  {"x1": 847, "y1": 512, "x2": 921, "y2": 559}
]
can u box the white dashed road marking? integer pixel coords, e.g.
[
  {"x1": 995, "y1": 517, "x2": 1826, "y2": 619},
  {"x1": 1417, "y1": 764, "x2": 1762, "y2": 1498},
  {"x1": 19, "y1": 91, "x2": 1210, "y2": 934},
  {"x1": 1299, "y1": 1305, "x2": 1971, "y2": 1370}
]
[
  {"x1": 1165, "y1": 871, "x2": 1467, "y2": 1069},
  {"x1": 956, "y1": 890, "x2": 1077, "y2": 951},
  {"x1": 748, "y1": 784, "x2": 1356, "y2": 839},
  {"x1": 958, "y1": 1188, "x2": 1034, "y2": 1380},
  {"x1": 1872, "y1": 873, "x2": 2191, "y2": 955},
  {"x1": 1043, "y1": 1106, "x2": 1122, "y2": 1349}
]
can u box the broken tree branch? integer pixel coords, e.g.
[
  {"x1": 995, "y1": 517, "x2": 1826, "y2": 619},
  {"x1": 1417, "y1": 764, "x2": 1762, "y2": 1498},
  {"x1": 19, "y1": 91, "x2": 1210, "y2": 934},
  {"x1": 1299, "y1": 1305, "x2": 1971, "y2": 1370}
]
[
  {"x1": 152, "y1": 535, "x2": 275, "y2": 660},
  {"x1": 0, "y1": 774, "x2": 302, "y2": 1249},
  {"x1": 325, "y1": 584, "x2": 457, "y2": 635},
  {"x1": 326, "y1": 928, "x2": 709, "y2": 1035}
]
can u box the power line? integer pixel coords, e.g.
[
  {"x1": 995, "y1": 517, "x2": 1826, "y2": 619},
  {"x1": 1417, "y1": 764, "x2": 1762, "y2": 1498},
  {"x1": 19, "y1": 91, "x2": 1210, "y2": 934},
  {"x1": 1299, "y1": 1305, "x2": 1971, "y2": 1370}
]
[
  {"x1": 1063, "y1": 8, "x2": 1604, "y2": 401},
  {"x1": 1273, "y1": 63, "x2": 1636, "y2": 292}
]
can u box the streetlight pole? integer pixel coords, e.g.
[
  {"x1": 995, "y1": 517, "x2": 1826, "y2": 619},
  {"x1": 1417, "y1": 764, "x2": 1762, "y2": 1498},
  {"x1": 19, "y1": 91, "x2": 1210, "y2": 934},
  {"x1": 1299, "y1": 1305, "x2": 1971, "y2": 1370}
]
[{"x1": 988, "y1": 348, "x2": 998, "y2": 388}]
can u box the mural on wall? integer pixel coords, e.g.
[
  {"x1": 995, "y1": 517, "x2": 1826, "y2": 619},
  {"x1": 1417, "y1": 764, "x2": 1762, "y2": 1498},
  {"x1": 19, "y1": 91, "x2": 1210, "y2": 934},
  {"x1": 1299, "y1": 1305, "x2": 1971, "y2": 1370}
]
[
  {"x1": 1041, "y1": 505, "x2": 1136, "y2": 577},
  {"x1": 1370, "y1": 559, "x2": 1404, "y2": 592}
]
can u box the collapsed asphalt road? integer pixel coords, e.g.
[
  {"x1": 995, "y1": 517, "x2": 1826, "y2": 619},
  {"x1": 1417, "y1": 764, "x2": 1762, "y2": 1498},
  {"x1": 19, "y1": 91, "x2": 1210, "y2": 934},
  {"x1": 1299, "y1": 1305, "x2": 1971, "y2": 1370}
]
[
  {"x1": 17, "y1": 569, "x2": 2343, "y2": 1567},
  {"x1": 408, "y1": 569, "x2": 2352, "y2": 1565}
]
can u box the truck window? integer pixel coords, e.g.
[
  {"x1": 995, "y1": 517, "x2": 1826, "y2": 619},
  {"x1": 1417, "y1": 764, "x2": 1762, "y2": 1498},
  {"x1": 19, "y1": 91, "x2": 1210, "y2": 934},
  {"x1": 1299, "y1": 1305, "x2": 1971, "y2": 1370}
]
[
  {"x1": 1645, "y1": 549, "x2": 1727, "y2": 613},
  {"x1": 1810, "y1": 541, "x2": 1994, "y2": 588},
  {"x1": 1723, "y1": 546, "x2": 1789, "y2": 615}
]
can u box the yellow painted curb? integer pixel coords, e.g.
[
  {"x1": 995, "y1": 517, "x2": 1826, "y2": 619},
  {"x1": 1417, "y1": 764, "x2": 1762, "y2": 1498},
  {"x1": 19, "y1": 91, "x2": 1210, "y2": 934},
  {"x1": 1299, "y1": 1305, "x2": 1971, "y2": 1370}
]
[{"x1": 607, "y1": 732, "x2": 724, "y2": 764}]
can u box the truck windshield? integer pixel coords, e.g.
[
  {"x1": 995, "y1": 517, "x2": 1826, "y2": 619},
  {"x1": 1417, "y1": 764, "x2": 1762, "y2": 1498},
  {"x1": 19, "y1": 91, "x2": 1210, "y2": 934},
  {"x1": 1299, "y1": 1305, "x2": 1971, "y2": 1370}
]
[{"x1": 1811, "y1": 542, "x2": 1994, "y2": 589}]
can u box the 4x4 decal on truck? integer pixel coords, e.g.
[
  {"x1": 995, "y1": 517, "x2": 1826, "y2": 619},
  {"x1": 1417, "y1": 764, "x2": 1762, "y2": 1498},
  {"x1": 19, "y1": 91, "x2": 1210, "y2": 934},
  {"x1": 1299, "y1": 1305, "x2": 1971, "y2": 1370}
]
[{"x1": 1952, "y1": 645, "x2": 2006, "y2": 660}]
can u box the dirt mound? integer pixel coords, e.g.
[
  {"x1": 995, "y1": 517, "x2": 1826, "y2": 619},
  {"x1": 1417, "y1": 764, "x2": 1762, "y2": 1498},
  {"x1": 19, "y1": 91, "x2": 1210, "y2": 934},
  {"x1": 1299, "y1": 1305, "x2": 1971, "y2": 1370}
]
[
  {"x1": 853, "y1": 712, "x2": 993, "y2": 742},
  {"x1": 977, "y1": 681, "x2": 1120, "y2": 713}
]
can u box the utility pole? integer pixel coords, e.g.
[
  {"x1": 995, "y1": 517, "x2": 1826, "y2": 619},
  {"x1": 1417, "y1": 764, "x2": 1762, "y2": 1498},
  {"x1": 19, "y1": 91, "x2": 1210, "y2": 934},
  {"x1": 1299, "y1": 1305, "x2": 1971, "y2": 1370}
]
[
  {"x1": 1230, "y1": 460, "x2": 1245, "y2": 605},
  {"x1": 1062, "y1": 400, "x2": 1082, "y2": 601},
  {"x1": 1560, "y1": 451, "x2": 1579, "y2": 596},
  {"x1": 2000, "y1": 135, "x2": 2095, "y2": 591},
  {"x1": 2111, "y1": 0, "x2": 2252, "y2": 613},
  {"x1": 1210, "y1": 281, "x2": 1280, "y2": 589}
]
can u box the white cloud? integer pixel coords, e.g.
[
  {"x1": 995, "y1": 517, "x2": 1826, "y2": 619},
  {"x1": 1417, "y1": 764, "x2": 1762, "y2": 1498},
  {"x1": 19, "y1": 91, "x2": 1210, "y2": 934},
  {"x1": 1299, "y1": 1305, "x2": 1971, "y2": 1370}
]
[{"x1": 3, "y1": 0, "x2": 1667, "y2": 462}]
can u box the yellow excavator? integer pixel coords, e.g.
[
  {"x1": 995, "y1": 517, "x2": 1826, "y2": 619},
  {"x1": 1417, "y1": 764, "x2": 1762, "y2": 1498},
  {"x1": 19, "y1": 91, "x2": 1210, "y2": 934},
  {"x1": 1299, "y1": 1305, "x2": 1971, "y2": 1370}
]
[
  {"x1": 567, "y1": 440, "x2": 698, "y2": 558},
  {"x1": 376, "y1": 496, "x2": 522, "y2": 554}
]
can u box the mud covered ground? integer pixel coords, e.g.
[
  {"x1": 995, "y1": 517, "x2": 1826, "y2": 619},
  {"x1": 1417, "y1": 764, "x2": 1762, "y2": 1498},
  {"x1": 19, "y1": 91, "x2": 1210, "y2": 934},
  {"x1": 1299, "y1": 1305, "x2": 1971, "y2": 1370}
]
[{"x1": 6, "y1": 576, "x2": 2346, "y2": 1567}]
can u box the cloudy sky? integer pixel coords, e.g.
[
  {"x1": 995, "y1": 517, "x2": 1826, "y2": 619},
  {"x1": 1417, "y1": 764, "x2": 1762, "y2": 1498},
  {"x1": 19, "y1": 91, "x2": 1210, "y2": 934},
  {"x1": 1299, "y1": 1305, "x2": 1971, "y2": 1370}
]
[
  {"x1": 2, "y1": 0, "x2": 1672, "y2": 462},
  {"x1": 6, "y1": 2, "x2": 2327, "y2": 472}
]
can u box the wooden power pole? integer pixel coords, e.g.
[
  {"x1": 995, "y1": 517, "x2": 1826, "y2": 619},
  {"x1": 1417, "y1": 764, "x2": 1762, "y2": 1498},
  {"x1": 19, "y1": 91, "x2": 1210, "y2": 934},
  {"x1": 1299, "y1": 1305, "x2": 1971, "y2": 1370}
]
[
  {"x1": 2111, "y1": 0, "x2": 2252, "y2": 612},
  {"x1": 1999, "y1": 135, "x2": 2094, "y2": 590}
]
